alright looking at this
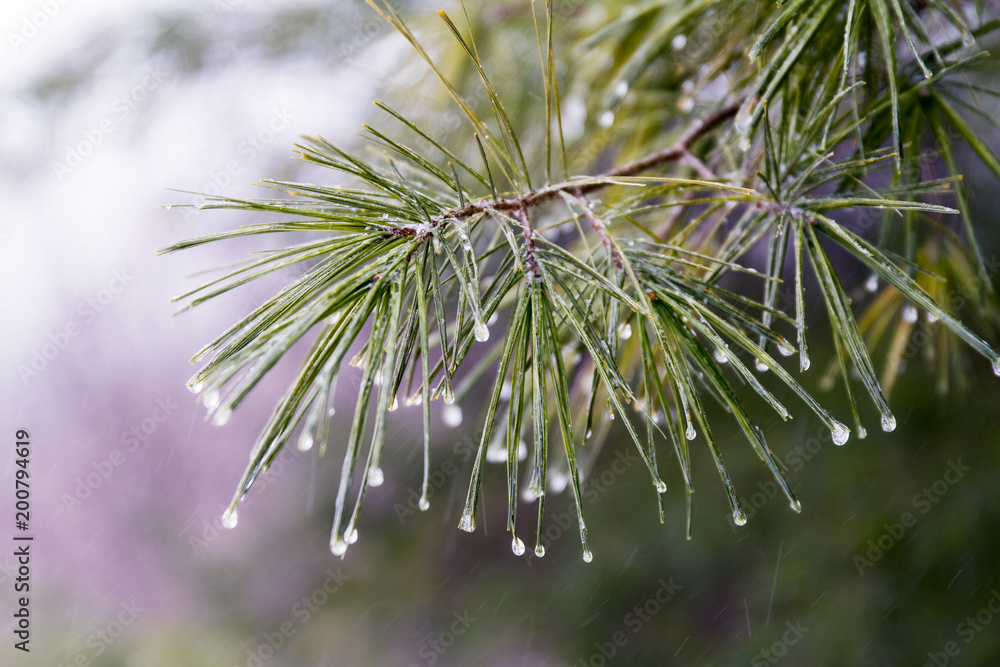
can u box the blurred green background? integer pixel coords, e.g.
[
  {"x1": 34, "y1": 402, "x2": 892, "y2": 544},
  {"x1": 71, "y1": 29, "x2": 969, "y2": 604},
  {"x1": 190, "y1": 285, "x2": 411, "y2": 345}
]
[{"x1": 2, "y1": 1, "x2": 999, "y2": 665}]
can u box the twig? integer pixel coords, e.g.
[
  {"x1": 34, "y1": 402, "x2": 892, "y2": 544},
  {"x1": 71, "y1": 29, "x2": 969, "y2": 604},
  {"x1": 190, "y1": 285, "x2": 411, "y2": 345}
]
[{"x1": 431, "y1": 103, "x2": 740, "y2": 227}]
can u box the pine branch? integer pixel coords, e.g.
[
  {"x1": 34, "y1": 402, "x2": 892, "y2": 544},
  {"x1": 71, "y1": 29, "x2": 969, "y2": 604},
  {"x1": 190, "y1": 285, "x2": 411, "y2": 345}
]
[
  {"x1": 427, "y1": 102, "x2": 740, "y2": 227},
  {"x1": 161, "y1": 0, "x2": 1000, "y2": 562}
]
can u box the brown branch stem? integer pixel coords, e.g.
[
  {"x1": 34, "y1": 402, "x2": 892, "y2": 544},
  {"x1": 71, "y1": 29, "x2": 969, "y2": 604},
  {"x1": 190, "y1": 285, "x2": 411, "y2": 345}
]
[{"x1": 430, "y1": 103, "x2": 740, "y2": 228}]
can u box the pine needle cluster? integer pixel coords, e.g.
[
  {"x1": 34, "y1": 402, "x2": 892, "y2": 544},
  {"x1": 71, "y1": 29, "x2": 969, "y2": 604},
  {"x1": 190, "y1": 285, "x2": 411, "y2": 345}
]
[{"x1": 161, "y1": 0, "x2": 1000, "y2": 560}]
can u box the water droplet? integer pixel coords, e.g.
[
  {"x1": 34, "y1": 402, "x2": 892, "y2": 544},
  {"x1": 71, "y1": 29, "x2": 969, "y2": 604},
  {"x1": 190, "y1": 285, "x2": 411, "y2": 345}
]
[
  {"x1": 656, "y1": 480, "x2": 667, "y2": 493},
  {"x1": 521, "y1": 487, "x2": 538, "y2": 503},
  {"x1": 330, "y1": 537, "x2": 347, "y2": 556},
  {"x1": 406, "y1": 392, "x2": 423, "y2": 407},
  {"x1": 992, "y1": 358, "x2": 1000, "y2": 377},
  {"x1": 458, "y1": 512, "x2": 475, "y2": 533},
  {"x1": 518, "y1": 440, "x2": 528, "y2": 462},
  {"x1": 220, "y1": 506, "x2": 239, "y2": 529},
  {"x1": 714, "y1": 349, "x2": 728, "y2": 363},
  {"x1": 599, "y1": 111, "x2": 615, "y2": 128},
  {"x1": 418, "y1": 497, "x2": 430, "y2": 511},
  {"x1": 755, "y1": 359, "x2": 769, "y2": 373},
  {"x1": 486, "y1": 441, "x2": 507, "y2": 463},
  {"x1": 685, "y1": 422, "x2": 697, "y2": 441},
  {"x1": 790, "y1": 498, "x2": 802, "y2": 513},
  {"x1": 511, "y1": 536, "x2": 525, "y2": 556},
  {"x1": 388, "y1": 396, "x2": 399, "y2": 412},
  {"x1": 488, "y1": 312, "x2": 499, "y2": 326},
  {"x1": 735, "y1": 111, "x2": 751, "y2": 135},
  {"x1": 678, "y1": 97, "x2": 695, "y2": 113},
  {"x1": 881, "y1": 414, "x2": 896, "y2": 432},
  {"x1": 585, "y1": 428, "x2": 593, "y2": 440},
  {"x1": 187, "y1": 379, "x2": 203, "y2": 394},
  {"x1": 442, "y1": 386, "x2": 455, "y2": 405},
  {"x1": 346, "y1": 528, "x2": 359, "y2": 544},
  {"x1": 733, "y1": 508, "x2": 747, "y2": 526},
  {"x1": 738, "y1": 134, "x2": 752, "y2": 152},
  {"x1": 548, "y1": 472, "x2": 569, "y2": 494},
  {"x1": 534, "y1": 544, "x2": 545, "y2": 558},
  {"x1": 619, "y1": 323, "x2": 632, "y2": 340},
  {"x1": 443, "y1": 404, "x2": 463, "y2": 428},
  {"x1": 297, "y1": 430, "x2": 314, "y2": 452},
  {"x1": 902, "y1": 305, "x2": 918, "y2": 324},
  {"x1": 865, "y1": 274, "x2": 879, "y2": 293},
  {"x1": 204, "y1": 390, "x2": 221, "y2": 411},
  {"x1": 831, "y1": 421, "x2": 850, "y2": 446},
  {"x1": 582, "y1": 549, "x2": 594, "y2": 563},
  {"x1": 369, "y1": 467, "x2": 384, "y2": 487},
  {"x1": 671, "y1": 34, "x2": 687, "y2": 50},
  {"x1": 615, "y1": 81, "x2": 629, "y2": 98},
  {"x1": 778, "y1": 342, "x2": 795, "y2": 357},
  {"x1": 474, "y1": 320, "x2": 490, "y2": 342},
  {"x1": 212, "y1": 406, "x2": 232, "y2": 426},
  {"x1": 857, "y1": 425, "x2": 867, "y2": 439},
  {"x1": 926, "y1": 312, "x2": 939, "y2": 323},
  {"x1": 800, "y1": 355, "x2": 811, "y2": 372}
]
